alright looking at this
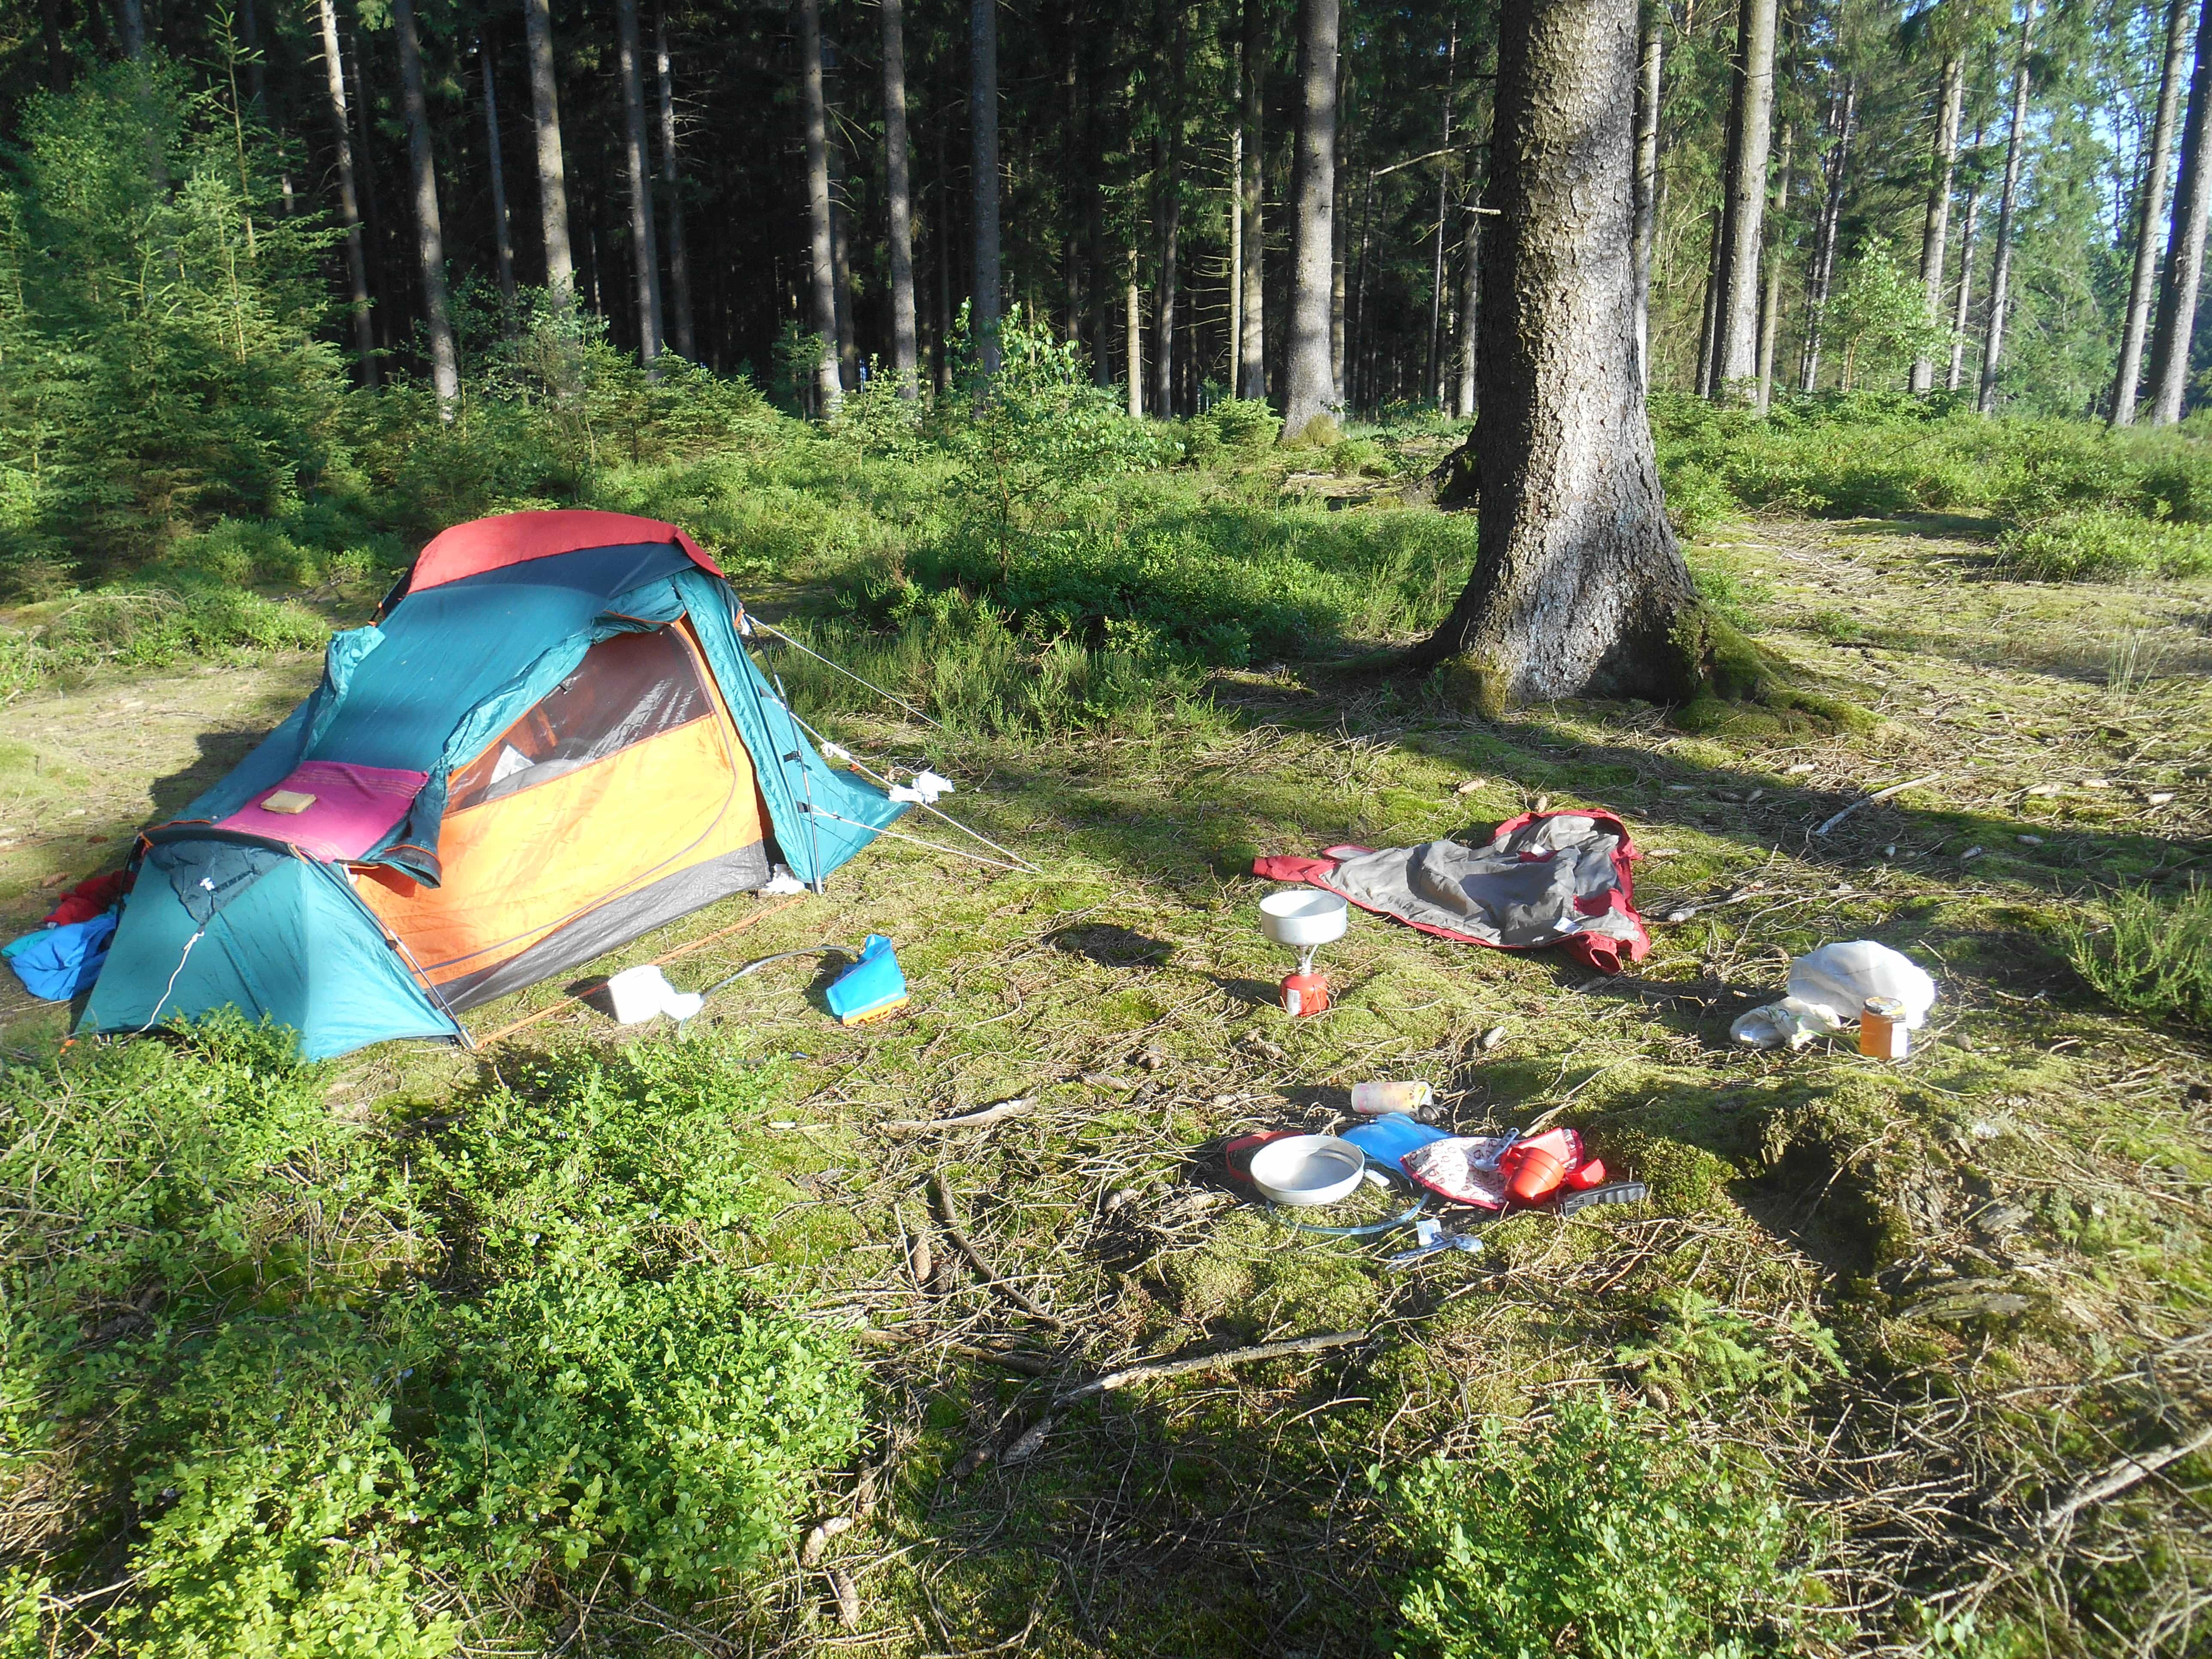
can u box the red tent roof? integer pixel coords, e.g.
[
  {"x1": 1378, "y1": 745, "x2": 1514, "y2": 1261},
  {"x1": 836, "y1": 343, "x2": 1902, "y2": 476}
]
[{"x1": 407, "y1": 509, "x2": 724, "y2": 594}]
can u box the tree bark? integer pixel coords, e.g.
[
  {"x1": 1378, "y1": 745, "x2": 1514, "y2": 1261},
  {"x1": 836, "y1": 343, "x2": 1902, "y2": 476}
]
[
  {"x1": 316, "y1": 0, "x2": 377, "y2": 384},
  {"x1": 1711, "y1": 0, "x2": 1778, "y2": 394},
  {"x1": 1799, "y1": 75, "x2": 1855, "y2": 392},
  {"x1": 1978, "y1": 7, "x2": 2033, "y2": 417},
  {"x1": 1454, "y1": 207, "x2": 1479, "y2": 416},
  {"x1": 1948, "y1": 127, "x2": 1982, "y2": 392},
  {"x1": 1152, "y1": 1, "x2": 1185, "y2": 418},
  {"x1": 830, "y1": 138, "x2": 858, "y2": 389},
  {"x1": 972, "y1": 0, "x2": 1002, "y2": 378},
  {"x1": 796, "y1": 0, "x2": 842, "y2": 412},
  {"x1": 520, "y1": 0, "x2": 575, "y2": 314},
  {"x1": 2148, "y1": 0, "x2": 2212, "y2": 423},
  {"x1": 654, "y1": 13, "x2": 694, "y2": 359},
  {"x1": 117, "y1": 0, "x2": 143, "y2": 58},
  {"x1": 1694, "y1": 207, "x2": 1722, "y2": 395},
  {"x1": 614, "y1": 0, "x2": 663, "y2": 369},
  {"x1": 1419, "y1": 0, "x2": 1702, "y2": 708},
  {"x1": 1230, "y1": 114, "x2": 1244, "y2": 389},
  {"x1": 237, "y1": 0, "x2": 264, "y2": 112},
  {"x1": 1426, "y1": 26, "x2": 1458, "y2": 407},
  {"x1": 2113, "y1": 0, "x2": 2189, "y2": 423},
  {"x1": 480, "y1": 30, "x2": 519, "y2": 324},
  {"x1": 348, "y1": 33, "x2": 387, "y2": 350},
  {"x1": 1283, "y1": 0, "x2": 1340, "y2": 434},
  {"x1": 1632, "y1": 0, "x2": 1662, "y2": 388},
  {"x1": 1238, "y1": 0, "x2": 1268, "y2": 401},
  {"x1": 1126, "y1": 274, "x2": 1142, "y2": 415},
  {"x1": 1756, "y1": 120, "x2": 1792, "y2": 414},
  {"x1": 392, "y1": 0, "x2": 459, "y2": 416},
  {"x1": 1910, "y1": 53, "x2": 1964, "y2": 393},
  {"x1": 882, "y1": 0, "x2": 919, "y2": 394}
]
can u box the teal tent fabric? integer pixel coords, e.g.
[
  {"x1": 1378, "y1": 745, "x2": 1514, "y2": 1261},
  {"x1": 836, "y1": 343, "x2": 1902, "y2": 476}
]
[
  {"x1": 675, "y1": 570, "x2": 906, "y2": 884},
  {"x1": 82, "y1": 848, "x2": 462, "y2": 1060}
]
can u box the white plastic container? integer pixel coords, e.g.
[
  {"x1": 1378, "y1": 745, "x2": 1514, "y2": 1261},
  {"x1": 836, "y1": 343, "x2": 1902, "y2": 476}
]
[
  {"x1": 605, "y1": 965, "x2": 704, "y2": 1024},
  {"x1": 1247, "y1": 1134, "x2": 1366, "y2": 1207},
  {"x1": 1259, "y1": 889, "x2": 1349, "y2": 948}
]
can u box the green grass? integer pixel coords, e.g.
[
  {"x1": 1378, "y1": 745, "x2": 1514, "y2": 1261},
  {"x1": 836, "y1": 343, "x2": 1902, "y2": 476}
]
[{"x1": 2066, "y1": 880, "x2": 2212, "y2": 1030}]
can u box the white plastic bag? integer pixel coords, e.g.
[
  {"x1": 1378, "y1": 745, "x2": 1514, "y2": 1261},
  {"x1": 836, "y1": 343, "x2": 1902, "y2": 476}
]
[
  {"x1": 1731, "y1": 996, "x2": 1844, "y2": 1051},
  {"x1": 1788, "y1": 941, "x2": 1938, "y2": 1029},
  {"x1": 888, "y1": 769, "x2": 955, "y2": 805},
  {"x1": 604, "y1": 965, "x2": 704, "y2": 1024}
]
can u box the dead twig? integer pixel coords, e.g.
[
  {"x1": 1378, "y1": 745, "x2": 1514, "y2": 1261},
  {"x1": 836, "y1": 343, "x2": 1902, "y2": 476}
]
[
  {"x1": 931, "y1": 1173, "x2": 1066, "y2": 1328},
  {"x1": 1049, "y1": 1329, "x2": 1367, "y2": 1409},
  {"x1": 2036, "y1": 1422, "x2": 2212, "y2": 1537},
  {"x1": 1813, "y1": 773, "x2": 1941, "y2": 838},
  {"x1": 883, "y1": 1097, "x2": 1035, "y2": 1133}
]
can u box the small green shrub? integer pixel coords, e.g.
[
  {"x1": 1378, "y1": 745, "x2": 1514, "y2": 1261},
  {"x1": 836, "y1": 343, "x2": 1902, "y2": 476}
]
[
  {"x1": 1663, "y1": 462, "x2": 1738, "y2": 539},
  {"x1": 2066, "y1": 880, "x2": 2212, "y2": 1030},
  {"x1": 1382, "y1": 1396, "x2": 1825, "y2": 1659},
  {"x1": 1, "y1": 1020, "x2": 863, "y2": 1653},
  {"x1": 1997, "y1": 508, "x2": 2212, "y2": 581},
  {"x1": 1615, "y1": 1288, "x2": 1845, "y2": 1413}
]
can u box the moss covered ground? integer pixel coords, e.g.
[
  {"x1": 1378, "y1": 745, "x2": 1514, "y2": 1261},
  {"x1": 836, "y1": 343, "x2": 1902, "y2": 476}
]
[{"x1": 1, "y1": 419, "x2": 2208, "y2": 1656}]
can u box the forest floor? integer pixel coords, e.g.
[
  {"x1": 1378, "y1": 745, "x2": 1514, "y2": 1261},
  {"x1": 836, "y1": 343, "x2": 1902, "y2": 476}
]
[{"x1": 6, "y1": 507, "x2": 2211, "y2": 1653}]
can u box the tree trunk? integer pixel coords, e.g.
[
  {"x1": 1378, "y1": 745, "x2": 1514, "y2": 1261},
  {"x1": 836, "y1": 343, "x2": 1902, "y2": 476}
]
[
  {"x1": 1239, "y1": 0, "x2": 1268, "y2": 401},
  {"x1": 829, "y1": 138, "x2": 857, "y2": 389},
  {"x1": 1126, "y1": 275, "x2": 1142, "y2": 415},
  {"x1": 316, "y1": 0, "x2": 377, "y2": 384},
  {"x1": 2148, "y1": 0, "x2": 2212, "y2": 423},
  {"x1": 1799, "y1": 76, "x2": 1855, "y2": 392},
  {"x1": 520, "y1": 0, "x2": 575, "y2": 314},
  {"x1": 480, "y1": 30, "x2": 519, "y2": 325},
  {"x1": 2114, "y1": 0, "x2": 2190, "y2": 423},
  {"x1": 1910, "y1": 54, "x2": 1964, "y2": 393},
  {"x1": 1694, "y1": 207, "x2": 1722, "y2": 395},
  {"x1": 1711, "y1": 0, "x2": 1778, "y2": 394},
  {"x1": 1331, "y1": 51, "x2": 1349, "y2": 407},
  {"x1": 118, "y1": 0, "x2": 143, "y2": 58},
  {"x1": 614, "y1": 0, "x2": 662, "y2": 369},
  {"x1": 1427, "y1": 26, "x2": 1458, "y2": 407},
  {"x1": 1283, "y1": 0, "x2": 1340, "y2": 435},
  {"x1": 972, "y1": 0, "x2": 1002, "y2": 378},
  {"x1": 1632, "y1": 0, "x2": 1662, "y2": 388},
  {"x1": 1230, "y1": 115, "x2": 1244, "y2": 389},
  {"x1": 348, "y1": 33, "x2": 387, "y2": 349},
  {"x1": 1152, "y1": 2, "x2": 1185, "y2": 418},
  {"x1": 1419, "y1": 0, "x2": 1701, "y2": 707},
  {"x1": 1755, "y1": 120, "x2": 1792, "y2": 414},
  {"x1": 1948, "y1": 130, "x2": 1981, "y2": 392},
  {"x1": 1454, "y1": 208, "x2": 1479, "y2": 416},
  {"x1": 882, "y1": 0, "x2": 919, "y2": 394},
  {"x1": 796, "y1": 0, "x2": 842, "y2": 412},
  {"x1": 1978, "y1": 8, "x2": 2034, "y2": 417},
  {"x1": 654, "y1": 12, "x2": 695, "y2": 359},
  {"x1": 392, "y1": 0, "x2": 459, "y2": 416},
  {"x1": 238, "y1": 0, "x2": 264, "y2": 112}
]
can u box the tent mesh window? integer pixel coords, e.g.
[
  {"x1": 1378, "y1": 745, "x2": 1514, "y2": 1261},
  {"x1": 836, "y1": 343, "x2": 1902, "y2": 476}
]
[{"x1": 447, "y1": 627, "x2": 715, "y2": 812}]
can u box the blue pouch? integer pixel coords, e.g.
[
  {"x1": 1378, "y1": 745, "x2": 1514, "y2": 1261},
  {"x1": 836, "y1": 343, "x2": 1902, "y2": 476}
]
[
  {"x1": 1342, "y1": 1112, "x2": 1449, "y2": 1174},
  {"x1": 826, "y1": 934, "x2": 907, "y2": 1024},
  {"x1": 4, "y1": 910, "x2": 120, "y2": 1002}
]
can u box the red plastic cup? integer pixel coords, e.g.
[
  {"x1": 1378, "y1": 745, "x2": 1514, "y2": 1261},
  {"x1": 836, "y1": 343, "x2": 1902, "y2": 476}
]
[{"x1": 1504, "y1": 1145, "x2": 1567, "y2": 1203}]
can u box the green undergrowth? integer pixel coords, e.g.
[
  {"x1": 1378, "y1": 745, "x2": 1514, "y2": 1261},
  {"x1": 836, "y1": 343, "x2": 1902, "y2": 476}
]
[
  {"x1": 1383, "y1": 1398, "x2": 1829, "y2": 1659},
  {"x1": 2065, "y1": 879, "x2": 2212, "y2": 1031},
  {"x1": 0, "y1": 1018, "x2": 863, "y2": 1655},
  {"x1": 1655, "y1": 390, "x2": 2212, "y2": 581}
]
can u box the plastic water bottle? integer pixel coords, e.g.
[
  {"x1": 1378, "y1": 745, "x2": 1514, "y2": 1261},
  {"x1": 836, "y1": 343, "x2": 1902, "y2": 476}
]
[{"x1": 1350, "y1": 1080, "x2": 1434, "y2": 1115}]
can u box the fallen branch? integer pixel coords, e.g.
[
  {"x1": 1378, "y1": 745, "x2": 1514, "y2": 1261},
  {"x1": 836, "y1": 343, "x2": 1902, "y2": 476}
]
[
  {"x1": 932, "y1": 1172, "x2": 1066, "y2": 1328},
  {"x1": 2036, "y1": 1422, "x2": 2212, "y2": 1536},
  {"x1": 982, "y1": 1331, "x2": 1371, "y2": 1471},
  {"x1": 1814, "y1": 774, "x2": 1941, "y2": 838},
  {"x1": 1049, "y1": 1329, "x2": 1367, "y2": 1408},
  {"x1": 848, "y1": 1328, "x2": 1052, "y2": 1374},
  {"x1": 883, "y1": 1097, "x2": 1035, "y2": 1133}
]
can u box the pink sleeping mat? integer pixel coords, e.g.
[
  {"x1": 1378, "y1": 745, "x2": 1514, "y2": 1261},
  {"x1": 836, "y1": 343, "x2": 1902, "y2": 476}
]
[{"x1": 213, "y1": 761, "x2": 429, "y2": 863}]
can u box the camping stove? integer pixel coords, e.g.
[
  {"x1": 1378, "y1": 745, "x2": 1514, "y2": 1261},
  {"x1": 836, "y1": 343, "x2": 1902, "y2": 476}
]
[{"x1": 1258, "y1": 890, "x2": 1349, "y2": 1018}]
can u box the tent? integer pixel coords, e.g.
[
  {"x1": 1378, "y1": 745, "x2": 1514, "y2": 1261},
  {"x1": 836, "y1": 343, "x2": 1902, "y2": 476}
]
[{"x1": 83, "y1": 510, "x2": 905, "y2": 1059}]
